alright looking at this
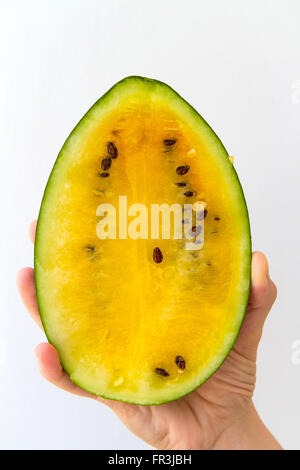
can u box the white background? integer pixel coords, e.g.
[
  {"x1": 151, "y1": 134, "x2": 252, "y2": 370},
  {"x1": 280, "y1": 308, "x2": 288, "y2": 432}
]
[{"x1": 0, "y1": 0, "x2": 299, "y2": 450}]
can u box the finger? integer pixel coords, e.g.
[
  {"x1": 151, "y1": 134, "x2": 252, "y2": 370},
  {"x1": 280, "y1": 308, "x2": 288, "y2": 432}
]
[
  {"x1": 29, "y1": 220, "x2": 37, "y2": 244},
  {"x1": 16, "y1": 267, "x2": 43, "y2": 329},
  {"x1": 234, "y1": 252, "x2": 277, "y2": 359},
  {"x1": 248, "y1": 252, "x2": 275, "y2": 309},
  {"x1": 35, "y1": 343, "x2": 97, "y2": 400},
  {"x1": 20, "y1": 254, "x2": 142, "y2": 416},
  {"x1": 247, "y1": 251, "x2": 277, "y2": 323},
  {"x1": 35, "y1": 343, "x2": 143, "y2": 423}
]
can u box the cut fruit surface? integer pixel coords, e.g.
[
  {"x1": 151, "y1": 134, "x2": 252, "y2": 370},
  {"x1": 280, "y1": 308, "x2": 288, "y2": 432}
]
[{"x1": 35, "y1": 76, "x2": 251, "y2": 405}]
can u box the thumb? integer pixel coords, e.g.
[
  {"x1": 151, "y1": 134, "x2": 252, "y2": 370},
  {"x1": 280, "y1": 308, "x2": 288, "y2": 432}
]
[{"x1": 234, "y1": 252, "x2": 277, "y2": 360}]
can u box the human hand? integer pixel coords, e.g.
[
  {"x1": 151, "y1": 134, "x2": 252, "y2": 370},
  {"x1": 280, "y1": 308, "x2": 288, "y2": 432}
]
[{"x1": 17, "y1": 220, "x2": 281, "y2": 450}]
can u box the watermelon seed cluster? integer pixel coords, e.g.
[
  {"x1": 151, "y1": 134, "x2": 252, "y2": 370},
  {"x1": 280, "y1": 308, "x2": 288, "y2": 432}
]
[
  {"x1": 155, "y1": 355, "x2": 186, "y2": 378},
  {"x1": 99, "y1": 141, "x2": 118, "y2": 177},
  {"x1": 163, "y1": 139, "x2": 210, "y2": 246}
]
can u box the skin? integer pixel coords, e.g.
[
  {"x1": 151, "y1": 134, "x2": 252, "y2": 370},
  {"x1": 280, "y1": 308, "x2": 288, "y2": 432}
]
[{"x1": 17, "y1": 220, "x2": 281, "y2": 450}]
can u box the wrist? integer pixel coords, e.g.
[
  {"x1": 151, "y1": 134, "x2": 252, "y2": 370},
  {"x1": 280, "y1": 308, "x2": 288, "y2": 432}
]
[{"x1": 213, "y1": 403, "x2": 282, "y2": 450}]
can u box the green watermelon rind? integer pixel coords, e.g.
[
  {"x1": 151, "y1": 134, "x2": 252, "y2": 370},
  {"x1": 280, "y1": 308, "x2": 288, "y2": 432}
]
[{"x1": 34, "y1": 76, "x2": 252, "y2": 405}]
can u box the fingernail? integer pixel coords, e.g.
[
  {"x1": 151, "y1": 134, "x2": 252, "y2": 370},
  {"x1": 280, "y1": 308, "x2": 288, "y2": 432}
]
[{"x1": 252, "y1": 256, "x2": 269, "y2": 288}]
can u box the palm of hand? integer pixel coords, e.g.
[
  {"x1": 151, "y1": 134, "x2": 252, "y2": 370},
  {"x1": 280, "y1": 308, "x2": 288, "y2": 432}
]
[
  {"x1": 17, "y1": 221, "x2": 277, "y2": 450},
  {"x1": 107, "y1": 345, "x2": 256, "y2": 450}
]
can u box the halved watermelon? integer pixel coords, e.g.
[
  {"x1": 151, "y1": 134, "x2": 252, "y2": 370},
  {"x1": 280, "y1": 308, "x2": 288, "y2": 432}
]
[{"x1": 35, "y1": 76, "x2": 251, "y2": 405}]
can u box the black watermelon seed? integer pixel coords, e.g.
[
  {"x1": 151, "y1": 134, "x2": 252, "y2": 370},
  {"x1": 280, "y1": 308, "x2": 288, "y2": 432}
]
[
  {"x1": 99, "y1": 172, "x2": 110, "y2": 178},
  {"x1": 101, "y1": 157, "x2": 111, "y2": 171},
  {"x1": 176, "y1": 165, "x2": 190, "y2": 175},
  {"x1": 198, "y1": 209, "x2": 208, "y2": 220},
  {"x1": 153, "y1": 247, "x2": 163, "y2": 263},
  {"x1": 175, "y1": 182, "x2": 187, "y2": 187},
  {"x1": 184, "y1": 190, "x2": 194, "y2": 197},
  {"x1": 164, "y1": 139, "x2": 177, "y2": 146},
  {"x1": 155, "y1": 368, "x2": 169, "y2": 377},
  {"x1": 107, "y1": 142, "x2": 118, "y2": 158},
  {"x1": 175, "y1": 356, "x2": 186, "y2": 370},
  {"x1": 214, "y1": 216, "x2": 221, "y2": 221},
  {"x1": 84, "y1": 245, "x2": 95, "y2": 253},
  {"x1": 191, "y1": 225, "x2": 202, "y2": 237}
]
